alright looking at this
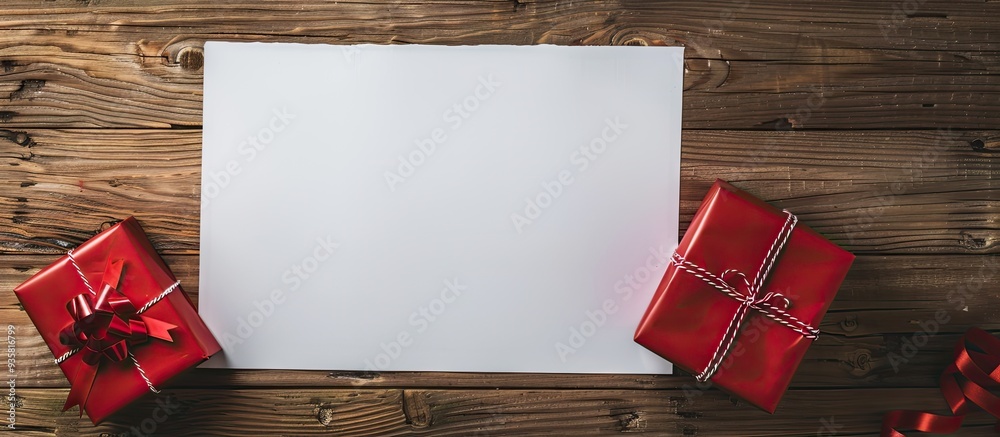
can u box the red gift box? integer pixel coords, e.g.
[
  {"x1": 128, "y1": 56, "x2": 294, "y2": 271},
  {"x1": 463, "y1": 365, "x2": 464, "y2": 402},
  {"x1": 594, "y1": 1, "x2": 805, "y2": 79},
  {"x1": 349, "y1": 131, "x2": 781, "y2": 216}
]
[
  {"x1": 14, "y1": 217, "x2": 220, "y2": 424},
  {"x1": 634, "y1": 180, "x2": 854, "y2": 412}
]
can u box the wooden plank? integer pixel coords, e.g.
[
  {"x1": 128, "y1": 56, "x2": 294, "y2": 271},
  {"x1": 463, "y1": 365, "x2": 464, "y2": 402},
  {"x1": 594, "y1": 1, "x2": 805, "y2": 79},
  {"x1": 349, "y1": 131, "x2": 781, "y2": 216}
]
[
  {"x1": 0, "y1": 129, "x2": 995, "y2": 255},
  {"x1": 0, "y1": 129, "x2": 202, "y2": 253},
  {"x1": 678, "y1": 132, "x2": 999, "y2": 255},
  {"x1": 4, "y1": 254, "x2": 997, "y2": 389},
  {"x1": 0, "y1": 1, "x2": 994, "y2": 128},
  {"x1": 0, "y1": 331, "x2": 980, "y2": 391},
  {"x1": 185, "y1": 332, "x2": 986, "y2": 391},
  {"x1": 0, "y1": 0, "x2": 994, "y2": 58},
  {"x1": 6, "y1": 387, "x2": 994, "y2": 436}
]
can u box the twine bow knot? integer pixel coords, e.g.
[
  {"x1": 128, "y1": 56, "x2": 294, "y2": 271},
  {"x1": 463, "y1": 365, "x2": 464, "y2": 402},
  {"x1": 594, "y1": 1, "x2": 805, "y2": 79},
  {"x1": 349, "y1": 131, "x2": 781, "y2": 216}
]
[{"x1": 720, "y1": 269, "x2": 792, "y2": 311}]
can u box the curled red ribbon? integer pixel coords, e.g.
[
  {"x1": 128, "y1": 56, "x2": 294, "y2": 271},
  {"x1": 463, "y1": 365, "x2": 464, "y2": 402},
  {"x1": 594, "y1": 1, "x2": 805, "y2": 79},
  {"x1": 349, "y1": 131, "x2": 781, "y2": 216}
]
[
  {"x1": 882, "y1": 328, "x2": 1000, "y2": 436},
  {"x1": 59, "y1": 258, "x2": 176, "y2": 413}
]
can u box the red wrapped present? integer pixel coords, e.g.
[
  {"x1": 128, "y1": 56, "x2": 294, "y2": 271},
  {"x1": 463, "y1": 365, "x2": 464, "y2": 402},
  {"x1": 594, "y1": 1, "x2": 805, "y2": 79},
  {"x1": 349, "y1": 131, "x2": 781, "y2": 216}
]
[
  {"x1": 634, "y1": 179, "x2": 854, "y2": 413},
  {"x1": 14, "y1": 217, "x2": 220, "y2": 424}
]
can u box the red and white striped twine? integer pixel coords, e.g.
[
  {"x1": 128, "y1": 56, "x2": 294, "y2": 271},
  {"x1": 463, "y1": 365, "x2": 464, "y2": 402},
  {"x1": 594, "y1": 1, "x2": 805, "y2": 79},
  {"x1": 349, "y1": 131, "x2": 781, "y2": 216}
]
[
  {"x1": 55, "y1": 251, "x2": 178, "y2": 394},
  {"x1": 669, "y1": 210, "x2": 819, "y2": 382}
]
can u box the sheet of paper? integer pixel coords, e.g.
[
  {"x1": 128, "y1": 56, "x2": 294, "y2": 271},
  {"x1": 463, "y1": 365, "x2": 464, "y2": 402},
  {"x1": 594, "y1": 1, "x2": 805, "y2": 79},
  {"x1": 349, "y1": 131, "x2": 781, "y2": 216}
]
[{"x1": 199, "y1": 41, "x2": 683, "y2": 373}]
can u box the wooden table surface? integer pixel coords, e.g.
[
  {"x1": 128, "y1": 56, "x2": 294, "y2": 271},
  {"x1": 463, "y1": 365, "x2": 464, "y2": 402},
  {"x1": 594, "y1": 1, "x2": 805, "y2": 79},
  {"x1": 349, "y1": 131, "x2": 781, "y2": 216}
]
[{"x1": 1, "y1": 1, "x2": 997, "y2": 435}]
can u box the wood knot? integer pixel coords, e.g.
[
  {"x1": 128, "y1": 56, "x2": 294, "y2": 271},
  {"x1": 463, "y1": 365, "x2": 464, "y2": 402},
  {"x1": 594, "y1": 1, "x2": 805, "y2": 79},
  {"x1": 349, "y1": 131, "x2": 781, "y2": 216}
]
[
  {"x1": 611, "y1": 410, "x2": 647, "y2": 432},
  {"x1": 612, "y1": 29, "x2": 677, "y2": 47},
  {"x1": 316, "y1": 406, "x2": 336, "y2": 426},
  {"x1": 968, "y1": 137, "x2": 998, "y2": 152},
  {"x1": 623, "y1": 38, "x2": 649, "y2": 46},
  {"x1": 4, "y1": 393, "x2": 23, "y2": 408},
  {"x1": 176, "y1": 47, "x2": 204, "y2": 71},
  {"x1": 97, "y1": 219, "x2": 123, "y2": 233},
  {"x1": 10, "y1": 79, "x2": 45, "y2": 100},
  {"x1": 840, "y1": 315, "x2": 858, "y2": 332},
  {"x1": 959, "y1": 231, "x2": 992, "y2": 251},
  {"x1": 849, "y1": 349, "x2": 873, "y2": 376},
  {"x1": 0, "y1": 129, "x2": 34, "y2": 147},
  {"x1": 401, "y1": 390, "x2": 432, "y2": 429},
  {"x1": 0, "y1": 129, "x2": 35, "y2": 161}
]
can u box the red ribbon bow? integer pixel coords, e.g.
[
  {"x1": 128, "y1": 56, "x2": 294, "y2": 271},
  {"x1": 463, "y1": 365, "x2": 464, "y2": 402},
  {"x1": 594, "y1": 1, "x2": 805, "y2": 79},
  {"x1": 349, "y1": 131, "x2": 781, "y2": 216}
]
[
  {"x1": 59, "y1": 258, "x2": 176, "y2": 413},
  {"x1": 882, "y1": 328, "x2": 1000, "y2": 436}
]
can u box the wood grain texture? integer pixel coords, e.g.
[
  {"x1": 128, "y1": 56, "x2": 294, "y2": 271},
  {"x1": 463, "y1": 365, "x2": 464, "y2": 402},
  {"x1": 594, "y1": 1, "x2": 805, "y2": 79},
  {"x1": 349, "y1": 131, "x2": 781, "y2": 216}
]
[
  {"x1": 0, "y1": 0, "x2": 995, "y2": 128},
  {"x1": 1, "y1": 1, "x2": 998, "y2": 435},
  {"x1": 0, "y1": 129, "x2": 995, "y2": 255},
  {"x1": 3, "y1": 254, "x2": 997, "y2": 390},
  {"x1": 7, "y1": 387, "x2": 1000, "y2": 436}
]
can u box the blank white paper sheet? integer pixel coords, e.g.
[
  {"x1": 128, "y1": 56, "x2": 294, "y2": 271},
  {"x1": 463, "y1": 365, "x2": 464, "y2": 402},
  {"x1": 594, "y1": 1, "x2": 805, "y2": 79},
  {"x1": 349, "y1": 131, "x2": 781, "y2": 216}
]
[{"x1": 199, "y1": 41, "x2": 682, "y2": 373}]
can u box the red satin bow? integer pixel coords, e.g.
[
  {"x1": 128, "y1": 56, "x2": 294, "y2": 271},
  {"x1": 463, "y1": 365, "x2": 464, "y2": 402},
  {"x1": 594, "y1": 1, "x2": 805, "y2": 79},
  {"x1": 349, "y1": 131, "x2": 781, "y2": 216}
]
[
  {"x1": 59, "y1": 258, "x2": 176, "y2": 413},
  {"x1": 882, "y1": 328, "x2": 1000, "y2": 436}
]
